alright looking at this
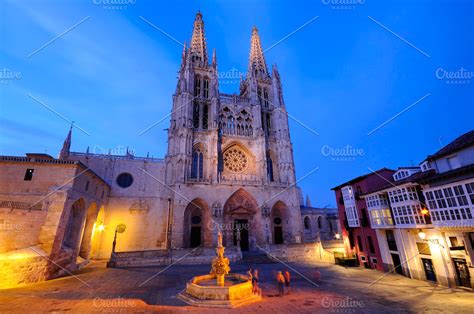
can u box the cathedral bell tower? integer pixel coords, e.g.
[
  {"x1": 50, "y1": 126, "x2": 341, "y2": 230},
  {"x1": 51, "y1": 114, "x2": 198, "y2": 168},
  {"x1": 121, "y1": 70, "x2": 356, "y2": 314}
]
[
  {"x1": 239, "y1": 27, "x2": 296, "y2": 186},
  {"x1": 166, "y1": 12, "x2": 219, "y2": 185}
]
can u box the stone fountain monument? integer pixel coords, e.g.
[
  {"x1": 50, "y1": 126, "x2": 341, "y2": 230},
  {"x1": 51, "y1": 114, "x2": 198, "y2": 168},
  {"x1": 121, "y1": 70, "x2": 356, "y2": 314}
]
[{"x1": 178, "y1": 232, "x2": 261, "y2": 308}]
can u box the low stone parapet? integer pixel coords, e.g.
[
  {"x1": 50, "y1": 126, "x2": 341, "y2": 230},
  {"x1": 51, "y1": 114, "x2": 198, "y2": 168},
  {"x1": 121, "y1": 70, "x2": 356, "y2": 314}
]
[
  {"x1": 262, "y1": 241, "x2": 342, "y2": 264},
  {"x1": 109, "y1": 247, "x2": 243, "y2": 268}
]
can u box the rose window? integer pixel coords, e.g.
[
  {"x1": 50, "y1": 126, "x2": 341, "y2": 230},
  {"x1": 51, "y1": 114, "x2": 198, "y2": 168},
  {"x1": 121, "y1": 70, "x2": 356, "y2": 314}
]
[{"x1": 223, "y1": 148, "x2": 248, "y2": 173}]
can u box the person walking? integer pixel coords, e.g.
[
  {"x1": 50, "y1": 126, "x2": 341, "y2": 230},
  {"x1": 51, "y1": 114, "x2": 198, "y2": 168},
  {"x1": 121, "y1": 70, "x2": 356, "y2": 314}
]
[
  {"x1": 276, "y1": 271, "x2": 285, "y2": 296},
  {"x1": 284, "y1": 269, "x2": 291, "y2": 294},
  {"x1": 252, "y1": 269, "x2": 260, "y2": 295}
]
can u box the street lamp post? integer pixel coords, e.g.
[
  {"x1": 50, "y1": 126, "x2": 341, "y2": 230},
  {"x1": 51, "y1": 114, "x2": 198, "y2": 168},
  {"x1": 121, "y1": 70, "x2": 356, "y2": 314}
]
[{"x1": 106, "y1": 224, "x2": 126, "y2": 268}]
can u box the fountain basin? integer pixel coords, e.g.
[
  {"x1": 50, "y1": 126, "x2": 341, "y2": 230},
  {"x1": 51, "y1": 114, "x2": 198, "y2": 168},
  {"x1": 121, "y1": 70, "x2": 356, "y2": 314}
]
[{"x1": 178, "y1": 273, "x2": 261, "y2": 308}]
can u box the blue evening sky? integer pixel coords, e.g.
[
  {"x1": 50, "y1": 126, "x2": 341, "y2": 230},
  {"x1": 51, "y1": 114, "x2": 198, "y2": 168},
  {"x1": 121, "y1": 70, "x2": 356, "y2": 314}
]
[{"x1": 1, "y1": 0, "x2": 473, "y2": 207}]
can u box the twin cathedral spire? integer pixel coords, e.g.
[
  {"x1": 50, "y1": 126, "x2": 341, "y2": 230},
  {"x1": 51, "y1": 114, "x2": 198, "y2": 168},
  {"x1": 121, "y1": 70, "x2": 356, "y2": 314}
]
[
  {"x1": 181, "y1": 11, "x2": 270, "y2": 79},
  {"x1": 167, "y1": 11, "x2": 294, "y2": 186}
]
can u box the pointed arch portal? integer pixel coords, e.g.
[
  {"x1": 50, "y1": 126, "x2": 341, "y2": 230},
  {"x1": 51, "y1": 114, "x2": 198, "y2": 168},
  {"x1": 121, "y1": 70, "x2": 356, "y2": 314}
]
[
  {"x1": 183, "y1": 198, "x2": 211, "y2": 248},
  {"x1": 223, "y1": 188, "x2": 261, "y2": 251}
]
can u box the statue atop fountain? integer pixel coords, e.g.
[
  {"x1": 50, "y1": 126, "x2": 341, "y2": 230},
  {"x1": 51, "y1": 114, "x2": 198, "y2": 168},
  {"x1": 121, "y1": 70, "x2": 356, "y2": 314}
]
[
  {"x1": 178, "y1": 231, "x2": 261, "y2": 308},
  {"x1": 210, "y1": 231, "x2": 230, "y2": 286}
]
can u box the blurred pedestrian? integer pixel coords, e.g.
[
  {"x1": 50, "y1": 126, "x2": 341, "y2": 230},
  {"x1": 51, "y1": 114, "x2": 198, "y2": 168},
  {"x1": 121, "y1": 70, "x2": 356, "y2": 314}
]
[
  {"x1": 252, "y1": 269, "x2": 260, "y2": 295},
  {"x1": 314, "y1": 269, "x2": 321, "y2": 282},
  {"x1": 247, "y1": 267, "x2": 253, "y2": 281},
  {"x1": 277, "y1": 271, "x2": 285, "y2": 296},
  {"x1": 284, "y1": 269, "x2": 291, "y2": 294}
]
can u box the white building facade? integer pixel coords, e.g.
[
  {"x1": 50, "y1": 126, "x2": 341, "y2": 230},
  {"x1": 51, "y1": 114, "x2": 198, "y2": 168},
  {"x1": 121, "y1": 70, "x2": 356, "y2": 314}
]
[{"x1": 365, "y1": 131, "x2": 474, "y2": 288}]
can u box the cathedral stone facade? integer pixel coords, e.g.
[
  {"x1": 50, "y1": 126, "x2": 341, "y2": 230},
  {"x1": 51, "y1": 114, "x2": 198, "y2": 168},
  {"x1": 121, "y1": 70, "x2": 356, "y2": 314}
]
[
  {"x1": 163, "y1": 12, "x2": 302, "y2": 250},
  {"x1": 58, "y1": 12, "x2": 303, "y2": 258},
  {"x1": 0, "y1": 12, "x2": 314, "y2": 287}
]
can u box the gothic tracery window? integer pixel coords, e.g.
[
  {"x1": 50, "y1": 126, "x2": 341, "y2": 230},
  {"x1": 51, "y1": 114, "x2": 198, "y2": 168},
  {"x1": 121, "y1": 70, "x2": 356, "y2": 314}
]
[
  {"x1": 223, "y1": 147, "x2": 248, "y2": 173},
  {"x1": 194, "y1": 75, "x2": 201, "y2": 96},
  {"x1": 266, "y1": 155, "x2": 274, "y2": 182},
  {"x1": 202, "y1": 104, "x2": 208, "y2": 129},
  {"x1": 193, "y1": 103, "x2": 200, "y2": 129},
  {"x1": 257, "y1": 86, "x2": 262, "y2": 106},
  {"x1": 265, "y1": 113, "x2": 271, "y2": 136},
  {"x1": 263, "y1": 88, "x2": 269, "y2": 108},
  {"x1": 191, "y1": 148, "x2": 204, "y2": 179},
  {"x1": 203, "y1": 78, "x2": 209, "y2": 98},
  {"x1": 219, "y1": 107, "x2": 253, "y2": 137}
]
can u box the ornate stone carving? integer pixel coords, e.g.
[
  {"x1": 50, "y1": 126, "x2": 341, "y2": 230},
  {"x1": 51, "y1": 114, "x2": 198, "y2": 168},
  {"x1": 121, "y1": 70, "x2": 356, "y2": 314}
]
[
  {"x1": 212, "y1": 201, "x2": 222, "y2": 218},
  {"x1": 224, "y1": 191, "x2": 256, "y2": 215},
  {"x1": 129, "y1": 199, "x2": 149, "y2": 214}
]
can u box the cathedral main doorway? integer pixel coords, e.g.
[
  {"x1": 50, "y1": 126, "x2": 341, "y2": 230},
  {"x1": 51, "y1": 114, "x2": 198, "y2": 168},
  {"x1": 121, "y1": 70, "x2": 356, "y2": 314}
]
[
  {"x1": 233, "y1": 219, "x2": 249, "y2": 251},
  {"x1": 223, "y1": 188, "x2": 262, "y2": 251}
]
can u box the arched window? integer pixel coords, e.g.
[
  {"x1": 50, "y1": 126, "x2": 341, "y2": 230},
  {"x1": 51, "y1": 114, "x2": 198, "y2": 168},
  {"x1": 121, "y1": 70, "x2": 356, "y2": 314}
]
[
  {"x1": 203, "y1": 78, "x2": 209, "y2": 98},
  {"x1": 191, "y1": 148, "x2": 204, "y2": 179},
  {"x1": 266, "y1": 154, "x2": 274, "y2": 182},
  {"x1": 194, "y1": 75, "x2": 201, "y2": 96},
  {"x1": 317, "y1": 216, "x2": 323, "y2": 229},
  {"x1": 193, "y1": 103, "x2": 200, "y2": 129},
  {"x1": 304, "y1": 216, "x2": 311, "y2": 230},
  {"x1": 202, "y1": 104, "x2": 208, "y2": 129},
  {"x1": 229, "y1": 116, "x2": 235, "y2": 134},
  {"x1": 263, "y1": 88, "x2": 269, "y2": 108},
  {"x1": 257, "y1": 86, "x2": 262, "y2": 105},
  {"x1": 265, "y1": 114, "x2": 271, "y2": 136}
]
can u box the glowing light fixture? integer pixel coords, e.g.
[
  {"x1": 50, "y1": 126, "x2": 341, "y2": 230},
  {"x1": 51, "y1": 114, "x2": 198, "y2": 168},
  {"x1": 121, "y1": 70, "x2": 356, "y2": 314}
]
[
  {"x1": 97, "y1": 224, "x2": 106, "y2": 231},
  {"x1": 421, "y1": 208, "x2": 429, "y2": 216},
  {"x1": 335, "y1": 233, "x2": 341, "y2": 240},
  {"x1": 418, "y1": 230, "x2": 426, "y2": 240}
]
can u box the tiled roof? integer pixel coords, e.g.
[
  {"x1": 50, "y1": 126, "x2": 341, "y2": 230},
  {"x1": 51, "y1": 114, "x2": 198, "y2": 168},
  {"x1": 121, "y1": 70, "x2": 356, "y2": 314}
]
[
  {"x1": 362, "y1": 169, "x2": 436, "y2": 195},
  {"x1": 330, "y1": 168, "x2": 395, "y2": 190},
  {"x1": 418, "y1": 164, "x2": 474, "y2": 184},
  {"x1": 426, "y1": 130, "x2": 474, "y2": 161}
]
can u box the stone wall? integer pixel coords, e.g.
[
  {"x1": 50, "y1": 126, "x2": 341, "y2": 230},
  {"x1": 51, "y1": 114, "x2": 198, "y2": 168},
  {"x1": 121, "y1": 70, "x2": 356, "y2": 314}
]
[
  {"x1": 111, "y1": 247, "x2": 242, "y2": 268},
  {"x1": 264, "y1": 242, "x2": 340, "y2": 264},
  {"x1": 0, "y1": 158, "x2": 110, "y2": 288},
  {"x1": 0, "y1": 257, "x2": 48, "y2": 288}
]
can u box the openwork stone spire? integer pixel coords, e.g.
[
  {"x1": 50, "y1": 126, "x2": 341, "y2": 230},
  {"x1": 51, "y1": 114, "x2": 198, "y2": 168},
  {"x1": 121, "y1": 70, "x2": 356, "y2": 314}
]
[
  {"x1": 190, "y1": 11, "x2": 208, "y2": 67},
  {"x1": 59, "y1": 124, "x2": 72, "y2": 159},
  {"x1": 248, "y1": 26, "x2": 268, "y2": 78}
]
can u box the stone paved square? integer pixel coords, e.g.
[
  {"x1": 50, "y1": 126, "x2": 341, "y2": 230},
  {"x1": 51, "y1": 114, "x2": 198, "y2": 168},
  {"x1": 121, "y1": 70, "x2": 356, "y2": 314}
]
[{"x1": 1, "y1": 259, "x2": 472, "y2": 313}]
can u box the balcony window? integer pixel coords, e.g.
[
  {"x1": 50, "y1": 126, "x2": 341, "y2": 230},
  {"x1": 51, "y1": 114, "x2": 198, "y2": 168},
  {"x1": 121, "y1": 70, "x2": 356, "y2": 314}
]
[
  {"x1": 466, "y1": 183, "x2": 474, "y2": 204},
  {"x1": 424, "y1": 182, "x2": 474, "y2": 224},
  {"x1": 345, "y1": 205, "x2": 360, "y2": 227}
]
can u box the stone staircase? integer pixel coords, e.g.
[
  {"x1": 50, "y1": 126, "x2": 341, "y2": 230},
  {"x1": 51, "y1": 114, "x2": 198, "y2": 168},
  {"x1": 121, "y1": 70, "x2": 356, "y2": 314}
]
[{"x1": 241, "y1": 250, "x2": 276, "y2": 264}]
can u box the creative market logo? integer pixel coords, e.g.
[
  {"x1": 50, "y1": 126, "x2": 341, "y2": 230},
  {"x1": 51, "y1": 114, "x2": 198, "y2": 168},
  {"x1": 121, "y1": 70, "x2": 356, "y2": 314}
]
[
  {"x1": 321, "y1": 144, "x2": 365, "y2": 161},
  {"x1": 0, "y1": 67, "x2": 22, "y2": 84},
  {"x1": 435, "y1": 67, "x2": 473, "y2": 85},
  {"x1": 93, "y1": 0, "x2": 136, "y2": 10},
  {"x1": 321, "y1": 0, "x2": 365, "y2": 10}
]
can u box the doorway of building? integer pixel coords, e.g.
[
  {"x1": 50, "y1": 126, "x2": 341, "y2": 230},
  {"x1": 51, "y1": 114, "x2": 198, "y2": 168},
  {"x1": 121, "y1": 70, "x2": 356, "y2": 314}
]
[
  {"x1": 391, "y1": 253, "x2": 404, "y2": 276},
  {"x1": 453, "y1": 258, "x2": 471, "y2": 288},
  {"x1": 273, "y1": 217, "x2": 283, "y2": 244},
  {"x1": 190, "y1": 226, "x2": 201, "y2": 248},
  {"x1": 421, "y1": 258, "x2": 437, "y2": 282},
  {"x1": 233, "y1": 219, "x2": 249, "y2": 251}
]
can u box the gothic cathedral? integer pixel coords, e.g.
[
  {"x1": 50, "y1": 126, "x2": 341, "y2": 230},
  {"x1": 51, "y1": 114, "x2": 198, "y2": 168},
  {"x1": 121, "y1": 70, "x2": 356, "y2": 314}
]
[{"x1": 165, "y1": 12, "x2": 303, "y2": 250}]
